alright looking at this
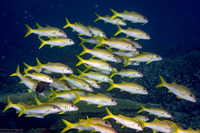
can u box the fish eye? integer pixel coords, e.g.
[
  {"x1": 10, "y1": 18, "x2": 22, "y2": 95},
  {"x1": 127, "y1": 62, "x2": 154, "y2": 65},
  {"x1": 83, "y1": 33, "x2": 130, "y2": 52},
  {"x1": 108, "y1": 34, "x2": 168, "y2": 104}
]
[
  {"x1": 138, "y1": 124, "x2": 140, "y2": 127},
  {"x1": 143, "y1": 17, "x2": 146, "y2": 19},
  {"x1": 109, "y1": 65, "x2": 111, "y2": 67},
  {"x1": 59, "y1": 30, "x2": 62, "y2": 33},
  {"x1": 143, "y1": 87, "x2": 145, "y2": 90},
  {"x1": 70, "y1": 39, "x2": 72, "y2": 41},
  {"x1": 53, "y1": 106, "x2": 56, "y2": 109},
  {"x1": 71, "y1": 104, "x2": 74, "y2": 107},
  {"x1": 89, "y1": 31, "x2": 92, "y2": 33},
  {"x1": 105, "y1": 121, "x2": 108, "y2": 124},
  {"x1": 49, "y1": 78, "x2": 52, "y2": 80},
  {"x1": 111, "y1": 99, "x2": 114, "y2": 102},
  {"x1": 156, "y1": 55, "x2": 159, "y2": 57},
  {"x1": 146, "y1": 34, "x2": 148, "y2": 36},
  {"x1": 190, "y1": 94, "x2": 193, "y2": 97}
]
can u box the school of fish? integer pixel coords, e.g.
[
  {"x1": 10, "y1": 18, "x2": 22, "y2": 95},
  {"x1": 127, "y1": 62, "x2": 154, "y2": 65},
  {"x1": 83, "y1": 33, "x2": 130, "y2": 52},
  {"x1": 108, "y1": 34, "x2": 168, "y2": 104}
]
[{"x1": 4, "y1": 8, "x2": 199, "y2": 133}]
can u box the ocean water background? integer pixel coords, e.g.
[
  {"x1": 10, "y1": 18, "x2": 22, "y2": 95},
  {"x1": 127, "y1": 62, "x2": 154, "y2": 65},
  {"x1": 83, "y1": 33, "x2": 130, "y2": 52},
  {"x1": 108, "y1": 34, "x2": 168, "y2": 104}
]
[{"x1": 0, "y1": 0, "x2": 200, "y2": 132}]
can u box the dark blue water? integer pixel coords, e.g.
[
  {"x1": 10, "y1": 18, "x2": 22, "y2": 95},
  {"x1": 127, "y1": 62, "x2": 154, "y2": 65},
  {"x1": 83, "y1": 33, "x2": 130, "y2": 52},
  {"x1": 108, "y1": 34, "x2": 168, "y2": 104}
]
[{"x1": 0, "y1": 0, "x2": 200, "y2": 132}]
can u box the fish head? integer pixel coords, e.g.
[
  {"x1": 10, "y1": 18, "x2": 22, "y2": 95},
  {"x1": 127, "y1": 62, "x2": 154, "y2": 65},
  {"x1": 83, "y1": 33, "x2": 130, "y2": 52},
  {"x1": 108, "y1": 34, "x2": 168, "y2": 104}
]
[
  {"x1": 87, "y1": 30, "x2": 93, "y2": 37},
  {"x1": 67, "y1": 39, "x2": 75, "y2": 45},
  {"x1": 109, "y1": 98, "x2": 117, "y2": 105},
  {"x1": 56, "y1": 29, "x2": 67, "y2": 37},
  {"x1": 86, "y1": 85, "x2": 94, "y2": 92},
  {"x1": 66, "y1": 103, "x2": 79, "y2": 111},
  {"x1": 63, "y1": 67, "x2": 73, "y2": 74},
  {"x1": 103, "y1": 120, "x2": 112, "y2": 127},
  {"x1": 186, "y1": 93, "x2": 196, "y2": 102},
  {"x1": 133, "y1": 123, "x2": 143, "y2": 131},
  {"x1": 141, "y1": 87, "x2": 148, "y2": 94},
  {"x1": 137, "y1": 72, "x2": 143, "y2": 77},
  {"x1": 144, "y1": 33, "x2": 151, "y2": 40},
  {"x1": 138, "y1": 16, "x2": 148, "y2": 24},
  {"x1": 44, "y1": 77, "x2": 54, "y2": 83},
  {"x1": 162, "y1": 111, "x2": 172, "y2": 118},
  {"x1": 154, "y1": 54, "x2": 162, "y2": 61}
]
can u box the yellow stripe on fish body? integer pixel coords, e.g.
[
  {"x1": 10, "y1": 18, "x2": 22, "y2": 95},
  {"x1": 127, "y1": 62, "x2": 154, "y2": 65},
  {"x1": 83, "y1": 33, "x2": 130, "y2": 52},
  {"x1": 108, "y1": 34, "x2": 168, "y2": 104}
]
[
  {"x1": 156, "y1": 75, "x2": 197, "y2": 103},
  {"x1": 77, "y1": 69, "x2": 113, "y2": 83},
  {"x1": 38, "y1": 37, "x2": 74, "y2": 49},
  {"x1": 96, "y1": 37, "x2": 137, "y2": 51},
  {"x1": 94, "y1": 12, "x2": 126, "y2": 26},
  {"x1": 85, "y1": 116, "x2": 117, "y2": 133},
  {"x1": 78, "y1": 36, "x2": 100, "y2": 45},
  {"x1": 103, "y1": 108, "x2": 143, "y2": 131},
  {"x1": 137, "y1": 104, "x2": 172, "y2": 118},
  {"x1": 77, "y1": 74, "x2": 101, "y2": 89},
  {"x1": 79, "y1": 44, "x2": 118, "y2": 62},
  {"x1": 73, "y1": 93, "x2": 117, "y2": 107},
  {"x1": 116, "y1": 37, "x2": 142, "y2": 49},
  {"x1": 76, "y1": 55, "x2": 113, "y2": 71},
  {"x1": 107, "y1": 81, "x2": 148, "y2": 95},
  {"x1": 110, "y1": 69, "x2": 143, "y2": 78},
  {"x1": 25, "y1": 24, "x2": 67, "y2": 37},
  {"x1": 110, "y1": 9, "x2": 148, "y2": 24},
  {"x1": 114, "y1": 24, "x2": 150, "y2": 40},
  {"x1": 58, "y1": 74, "x2": 93, "y2": 92},
  {"x1": 35, "y1": 58, "x2": 73, "y2": 74},
  {"x1": 48, "y1": 87, "x2": 88, "y2": 102},
  {"x1": 63, "y1": 18, "x2": 92, "y2": 37},
  {"x1": 124, "y1": 52, "x2": 162, "y2": 66},
  {"x1": 87, "y1": 25, "x2": 107, "y2": 38},
  {"x1": 137, "y1": 118, "x2": 174, "y2": 133}
]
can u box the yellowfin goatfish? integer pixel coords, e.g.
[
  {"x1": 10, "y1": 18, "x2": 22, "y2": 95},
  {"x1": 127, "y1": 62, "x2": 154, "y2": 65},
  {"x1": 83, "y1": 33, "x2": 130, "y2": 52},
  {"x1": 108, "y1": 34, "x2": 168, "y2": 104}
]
[
  {"x1": 137, "y1": 118, "x2": 174, "y2": 133},
  {"x1": 50, "y1": 78, "x2": 72, "y2": 91},
  {"x1": 79, "y1": 44, "x2": 118, "y2": 62},
  {"x1": 10, "y1": 65, "x2": 38, "y2": 93},
  {"x1": 87, "y1": 25, "x2": 107, "y2": 38},
  {"x1": 61, "y1": 117, "x2": 112, "y2": 133},
  {"x1": 103, "y1": 108, "x2": 143, "y2": 131},
  {"x1": 84, "y1": 116, "x2": 117, "y2": 133},
  {"x1": 3, "y1": 96, "x2": 45, "y2": 118},
  {"x1": 58, "y1": 74, "x2": 93, "y2": 92},
  {"x1": 114, "y1": 24, "x2": 150, "y2": 40},
  {"x1": 23, "y1": 71, "x2": 53, "y2": 83},
  {"x1": 112, "y1": 50, "x2": 141, "y2": 57},
  {"x1": 23, "y1": 62, "x2": 51, "y2": 74},
  {"x1": 95, "y1": 37, "x2": 137, "y2": 52},
  {"x1": 35, "y1": 58, "x2": 73, "y2": 74},
  {"x1": 137, "y1": 104, "x2": 172, "y2": 118},
  {"x1": 110, "y1": 9, "x2": 148, "y2": 24},
  {"x1": 73, "y1": 93, "x2": 117, "y2": 107},
  {"x1": 124, "y1": 52, "x2": 162, "y2": 66},
  {"x1": 76, "y1": 55, "x2": 113, "y2": 72},
  {"x1": 48, "y1": 87, "x2": 88, "y2": 102},
  {"x1": 38, "y1": 37, "x2": 74, "y2": 49},
  {"x1": 110, "y1": 69, "x2": 143, "y2": 78},
  {"x1": 63, "y1": 18, "x2": 92, "y2": 37},
  {"x1": 17, "y1": 102, "x2": 61, "y2": 117},
  {"x1": 94, "y1": 12, "x2": 126, "y2": 26},
  {"x1": 25, "y1": 24, "x2": 67, "y2": 37},
  {"x1": 156, "y1": 75, "x2": 196, "y2": 102},
  {"x1": 77, "y1": 69, "x2": 113, "y2": 83},
  {"x1": 34, "y1": 97, "x2": 78, "y2": 114},
  {"x1": 107, "y1": 81, "x2": 148, "y2": 95}
]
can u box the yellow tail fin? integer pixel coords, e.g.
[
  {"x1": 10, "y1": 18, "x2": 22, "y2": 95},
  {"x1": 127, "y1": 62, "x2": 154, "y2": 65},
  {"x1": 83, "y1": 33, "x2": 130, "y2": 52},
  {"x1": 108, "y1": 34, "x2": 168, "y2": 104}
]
[
  {"x1": 76, "y1": 55, "x2": 85, "y2": 66},
  {"x1": 48, "y1": 87, "x2": 57, "y2": 102},
  {"x1": 95, "y1": 36, "x2": 104, "y2": 48},
  {"x1": 23, "y1": 62, "x2": 34, "y2": 72},
  {"x1": 73, "y1": 93, "x2": 82, "y2": 104},
  {"x1": 61, "y1": 119, "x2": 77, "y2": 133},
  {"x1": 38, "y1": 37, "x2": 46, "y2": 49},
  {"x1": 63, "y1": 17, "x2": 71, "y2": 29},
  {"x1": 156, "y1": 75, "x2": 167, "y2": 88},
  {"x1": 114, "y1": 24, "x2": 123, "y2": 36},
  {"x1": 34, "y1": 97, "x2": 42, "y2": 105},
  {"x1": 137, "y1": 104, "x2": 146, "y2": 113},
  {"x1": 24, "y1": 24, "x2": 33, "y2": 37},
  {"x1": 10, "y1": 65, "x2": 22, "y2": 77},
  {"x1": 77, "y1": 69, "x2": 84, "y2": 78},
  {"x1": 3, "y1": 96, "x2": 15, "y2": 112},
  {"x1": 78, "y1": 36, "x2": 86, "y2": 45},
  {"x1": 107, "y1": 80, "x2": 116, "y2": 91},
  {"x1": 102, "y1": 107, "x2": 114, "y2": 119},
  {"x1": 110, "y1": 8, "x2": 118, "y2": 19},
  {"x1": 79, "y1": 43, "x2": 90, "y2": 56},
  {"x1": 94, "y1": 12, "x2": 101, "y2": 22},
  {"x1": 35, "y1": 57, "x2": 42, "y2": 72}
]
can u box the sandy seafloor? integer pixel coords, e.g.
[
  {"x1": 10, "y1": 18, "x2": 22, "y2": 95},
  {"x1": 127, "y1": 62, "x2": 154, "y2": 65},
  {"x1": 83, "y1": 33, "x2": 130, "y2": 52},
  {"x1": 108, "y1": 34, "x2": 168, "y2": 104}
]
[{"x1": 0, "y1": 0, "x2": 200, "y2": 133}]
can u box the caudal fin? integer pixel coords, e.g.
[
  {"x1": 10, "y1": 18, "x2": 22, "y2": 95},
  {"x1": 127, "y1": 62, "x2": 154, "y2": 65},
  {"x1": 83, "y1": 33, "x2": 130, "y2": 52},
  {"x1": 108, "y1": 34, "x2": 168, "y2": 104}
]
[
  {"x1": 38, "y1": 37, "x2": 46, "y2": 49},
  {"x1": 94, "y1": 12, "x2": 101, "y2": 22},
  {"x1": 114, "y1": 24, "x2": 123, "y2": 36},
  {"x1": 137, "y1": 104, "x2": 146, "y2": 113},
  {"x1": 107, "y1": 80, "x2": 116, "y2": 91},
  {"x1": 156, "y1": 75, "x2": 167, "y2": 88},
  {"x1": 76, "y1": 55, "x2": 85, "y2": 66},
  {"x1": 63, "y1": 17, "x2": 71, "y2": 29},
  {"x1": 79, "y1": 43, "x2": 90, "y2": 56},
  {"x1": 24, "y1": 24, "x2": 33, "y2": 37},
  {"x1": 102, "y1": 107, "x2": 114, "y2": 119},
  {"x1": 61, "y1": 119, "x2": 77, "y2": 133},
  {"x1": 48, "y1": 87, "x2": 57, "y2": 102},
  {"x1": 10, "y1": 65, "x2": 22, "y2": 77},
  {"x1": 110, "y1": 8, "x2": 119, "y2": 19},
  {"x1": 35, "y1": 57, "x2": 42, "y2": 72},
  {"x1": 3, "y1": 96, "x2": 14, "y2": 112}
]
